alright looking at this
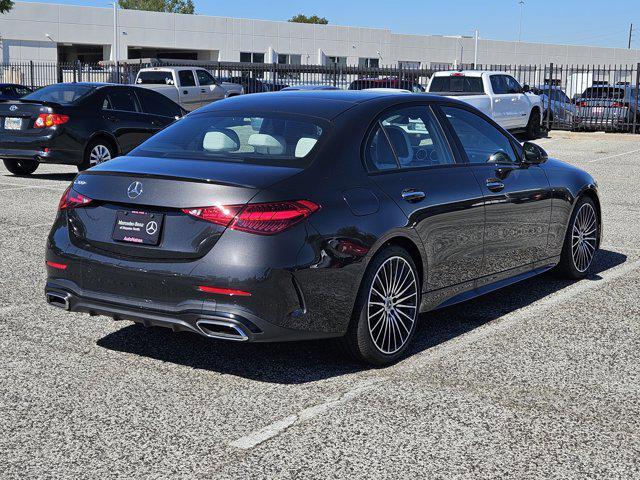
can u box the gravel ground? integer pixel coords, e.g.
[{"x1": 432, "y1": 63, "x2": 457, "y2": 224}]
[{"x1": 1, "y1": 131, "x2": 639, "y2": 479}]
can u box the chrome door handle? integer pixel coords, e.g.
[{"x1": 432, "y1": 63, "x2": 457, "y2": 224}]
[
  {"x1": 401, "y1": 189, "x2": 426, "y2": 203},
  {"x1": 486, "y1": 179, "x2": 505, "y2": 192}
]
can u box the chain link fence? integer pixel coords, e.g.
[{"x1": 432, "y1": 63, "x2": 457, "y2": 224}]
[{"x1": 2, "y1": 59, "x2": 639, "y2": 133}]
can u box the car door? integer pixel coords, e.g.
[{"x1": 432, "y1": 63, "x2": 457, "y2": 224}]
[
  {"x1": 176, "y1": 69, "x2": 202, "y2": 110},
  {"x1": 100, "y1": 88, "x2": 154, "y2": 154},
  {"x1": 135, "y1": 88, "x2": 184, "y2": 135},
  {"x1": 489, "y1": 74, "x2": 513, "y2": 128},
  {"x1": 438, "y1": 105, "x2": 552, "y2": 285},
  {"x1": 504, "y1": 75, "x2": 530, "y2": 127},
  {"x1": 365, "y1": 104, "x2": 486, "y2": 293},
  {"x1": 196, "y1": 69, "x2": 225, "y2": 105}
]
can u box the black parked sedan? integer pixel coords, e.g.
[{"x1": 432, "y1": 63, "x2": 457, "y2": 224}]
[
  {"x1": 45, "y1": 91, "x2": 601, "y2": 366},
  {"x1": 0, "y1": 83, "x2": 185, "y2": 175}
]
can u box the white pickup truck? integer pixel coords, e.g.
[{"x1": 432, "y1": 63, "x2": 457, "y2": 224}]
[
  {"x1": 427, "y1": 70, "x2": 543, "y2": 139},
  {"x1": 134, "y1": 67, "x2": 244, "y2": 111}
]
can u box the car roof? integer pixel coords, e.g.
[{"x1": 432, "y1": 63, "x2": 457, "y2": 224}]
[{"x1": 197, "y1": 90, "x2": 451, "y2": 119}]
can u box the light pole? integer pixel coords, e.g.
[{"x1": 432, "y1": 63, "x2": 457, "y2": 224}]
[
  {"x1": 518, "y1": 0, "x2": 525, "y2": 42},
  {"x1": 474, "y1": 29, "x2": 479, "y2": 68},
  {"x1": 112, "y1": 2, "x2": 119, "y2": 64}
]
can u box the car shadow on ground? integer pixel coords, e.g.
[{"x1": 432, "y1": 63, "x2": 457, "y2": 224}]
[
  {"x1": 97, "y1": 249, "x2": 626, "y2": 384},
  {"x1": 2, "y1": 172, "x2": 76, "y2": 182}
]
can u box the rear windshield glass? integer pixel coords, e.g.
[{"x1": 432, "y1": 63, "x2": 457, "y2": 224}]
[
  {"x1": 582, "y1": 87, "x2": 626, "y2": 99},
  {"x1": 136, "y1": 71, "x2": 175, "y2": 85},
  {"x1": 131, "y1": 113, "x2": 325, "y2": 166},
  {"x1": 23, "y1": 84, "x2": 94, "y2": 104},
  {"x1": 429, "y1": 76, "x2": 485, "y2": 94}
]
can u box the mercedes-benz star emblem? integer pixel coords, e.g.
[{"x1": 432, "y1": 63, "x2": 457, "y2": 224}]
[
  {"x1": 127, "y1": 181, "x2": 143, "y2": 199},
  {"x1": 145, "y1": 221, "x2": 158, "y2": 235},
  {"x1": 9, "y1": 105, "x2": 17, "y2": 111}
]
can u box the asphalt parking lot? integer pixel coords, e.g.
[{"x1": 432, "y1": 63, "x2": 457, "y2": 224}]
[{"x1": 1, "y1": 131, "x2": 639, "y2": 479}]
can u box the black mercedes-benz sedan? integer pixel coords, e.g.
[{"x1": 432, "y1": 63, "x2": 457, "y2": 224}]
[
  {"x1": 0, "y1": 83, "x2": 185, "y2": 175},
  {"x1": 45, "y1": 91, "x2": 601, "y2": 366}
]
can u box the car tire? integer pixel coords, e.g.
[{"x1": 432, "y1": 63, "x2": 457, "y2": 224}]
[
  {"x1": 526, "y1": 108, "x2": 542, "y2": 139},
  {"x1": 78, "y1": 139, "x2": 115, "y2": 172},
  {"x1": 555, "y1": 196, "x2": 599, "y2": 279},
  {"x1": 339, "y1": 246, "x2": 421, "y2": 366},
  {"x1": 3, "y1": 159, "x2": 39, "y2": 176}
]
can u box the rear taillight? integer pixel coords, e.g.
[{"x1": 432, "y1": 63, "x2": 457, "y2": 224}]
[
  {"x1": 58, "y1": 186, "x2": 93, "y2": 210},
  {"x1": 34, "y1": 113, "x2": 69, "y2": 128},
  {"x1": 182, "y1": 200, "x2": 320, "y2": 235},
  {"x1": 612, "y1": 101, "x2": 628, "y2": 108}
]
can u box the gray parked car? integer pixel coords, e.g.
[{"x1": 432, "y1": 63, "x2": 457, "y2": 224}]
[
  {"x1": 574, "y1": 84, "x2": 639, "y2": 131},
  {"x1": 532, "y1": 85, "x2": 575, "y2": 127}
]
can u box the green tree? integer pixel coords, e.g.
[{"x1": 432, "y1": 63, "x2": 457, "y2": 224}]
[
  {"x1": 288, "y1": 14, "x2": 328, "y2": 25},
  {"x1": 0, "y1": 0, "x2": 14, "y2": 14},
  {"x1": 118, "y1": 0, "x2": 195, "y2": 14}
]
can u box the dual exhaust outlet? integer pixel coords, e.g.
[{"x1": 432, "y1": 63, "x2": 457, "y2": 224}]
[{"x1": 45, "y1": 291, "x2": 249, "y2": 342}]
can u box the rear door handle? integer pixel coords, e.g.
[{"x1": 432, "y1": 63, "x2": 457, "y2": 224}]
[
  {"x1": 401, "y1": 189, "x2": 426, "y2": 203},
  {"x1": 104, "y1": 115, "x2": 118, "y2": 123},
  {"x1": 486, "y1": 179, "x2": 505, "y2": 192}
]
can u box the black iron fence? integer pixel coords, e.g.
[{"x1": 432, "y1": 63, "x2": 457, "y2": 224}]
[{"x1": 2, "y1": 60, "x2": 639, "y2": 133}]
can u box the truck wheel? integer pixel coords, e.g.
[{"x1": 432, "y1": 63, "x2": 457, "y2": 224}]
[
  {"x1": 3, "y1": 159, "x2": 39, "y2": 176},
  {"x1": 526, "y1": 109, "x2": 542, "y2": 139}
]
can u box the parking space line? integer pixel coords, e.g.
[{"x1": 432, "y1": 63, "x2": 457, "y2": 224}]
[
  {"x1": 586, "y1": 148, "x2": 640, "y2": 163},
  {"x1": 228, "y1": 378, "x2": 385, "y2": 450}
]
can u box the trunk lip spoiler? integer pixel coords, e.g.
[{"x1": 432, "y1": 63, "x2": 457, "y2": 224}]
[{"x1": 79, "y1": 169, "x2": 256, "y2": 189}]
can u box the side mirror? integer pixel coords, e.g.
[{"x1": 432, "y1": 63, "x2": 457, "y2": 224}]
[
  {"x1": 522, "y1": 84, "x2": 530, "y2": 93},
  {"x1": 522, "y1": 142, "x2": 548, "y2": 165},
  {"x1": 488, "y1": 151, "x2": 514, "y2": 164}
]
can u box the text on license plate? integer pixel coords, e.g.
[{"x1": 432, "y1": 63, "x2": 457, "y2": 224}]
[{"x1": 4, "y1": 117, "x2": 22, "y2": 130}]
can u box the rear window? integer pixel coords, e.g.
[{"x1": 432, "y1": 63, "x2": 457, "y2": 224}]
[
  {"x1": 130, "y1": 113, "x2": 325, "y2": 167},
  {"x1": 582, "y1": 87, "x2": 626, "y2": 99},
  {"x1": 136, "y1": 71, "x2": 175, "y2": 85},
  {"x1": 23, "y1": 84, "x2": 94, "y2": 104},
  {"x1": 429, "y1": 76, "x2": 485, "y2": 94}
]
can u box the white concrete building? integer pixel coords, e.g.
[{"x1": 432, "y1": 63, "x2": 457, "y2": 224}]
[{"x1": 1, "y1": 1, "x2": 639, "y2": 68}]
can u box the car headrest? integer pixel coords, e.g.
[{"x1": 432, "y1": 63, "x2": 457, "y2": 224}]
[
  {"x1": 295, "y1": 137, "x2": 318, "y2": 158},
  {"x1": 383, "y1": 125, "x2": 413, "y2": 166},
  {"x1": 248, "y1": 134, "x2": 285, "y2": 155},
  {"x1": 202, "y1": 129, "x2": 240, "y2": 152}
]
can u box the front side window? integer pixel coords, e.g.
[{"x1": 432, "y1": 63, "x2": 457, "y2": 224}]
[
  {"x1": 490, "y1": 75, "x2": 509, "y2": 95},
  {"x1": 137, "y1": 89, "x2": 182, "y2": 117},
  {"x1": 365, "y1": 106, "x2": 454, "y2": 171},
  {"x1": 504, "y1": 76, "x2": 523, "y2": 94},
  {"x1": 196, "y1": 70, "x2": 217, "y2": 86},
  {"x1": 178, "y1": 70, "x2": 196, "y2": 87},
  {"x1": 131, "y1": 113, "x2": 325, "y2": 166},
  {"x1": 441, "y1": 106, "x2": 517, "y2": 165}
]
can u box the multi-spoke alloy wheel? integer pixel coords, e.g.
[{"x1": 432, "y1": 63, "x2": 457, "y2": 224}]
[
  {"x1": 571, "y1": 203, "x2": 597, "y2": 273},
  {"x1": 89, "y1": 144, "x2": 112, "y2": 166},
  {"x1": 367, "y1": 256, "x2": 418, "y2": 355}
]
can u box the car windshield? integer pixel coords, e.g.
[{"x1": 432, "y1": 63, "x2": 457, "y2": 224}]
[
  {"x1": 136, "y1": 71, "x2": 175, "y2": 85},
  {"x1": 23, "y1": 84, "x2": 94, "y2": 104},
  {"x1": 131, "y1": 113, "x2": 325, "y2": 167},
  {"x1": 582, "y1": 87, "x2": 626, "y2": 99},
  {"x1": 429, "y1": 76, "x2": 485, "y2": 94}
]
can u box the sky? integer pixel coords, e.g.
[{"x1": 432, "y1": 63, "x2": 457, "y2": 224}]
[{"x1": 16, "y1": 0, "x2": 640, "y2": 48}]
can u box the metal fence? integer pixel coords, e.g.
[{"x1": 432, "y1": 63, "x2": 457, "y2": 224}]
[{"x1": 2, "y1": 59, "x2": 639, "y2": 133}]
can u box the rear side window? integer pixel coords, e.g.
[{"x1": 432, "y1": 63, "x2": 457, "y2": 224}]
[
  {"x1": 15, "y1": 86, "x2": 31, "y2": 96},
  {"x1": 0, "y1": 86, "x2": 14, "y2": 96},
  {"x1": 429, "y1": 76, "x2": 485, "y2": 94},
  {"x1": 365, "y1": 106, "x2": 454, "y2": 171},
  {"x1": 441, "y1": 106, "x2": 517, "y2": 165},
  {"x1": 178, "y1": 70, "x2": 196, "y2": 87},
  {"x1": 196, "y1": 70, "x2": 217, "y2": 86},
  {"x1": 23, "y1": 84, "x2": 94, "y2": 104},
  {"x1": 137, "y1": 89, "x2": 182, "y2": 117},
  {"x1": 103, "y1": 90, "x2": 140, "y2": 112},
  {"x1": 131, "y1": 113, "x2": 325, "y2": 167},
  {"x1": 136, "y1": 71, "x2": 174, "y2": 85}
]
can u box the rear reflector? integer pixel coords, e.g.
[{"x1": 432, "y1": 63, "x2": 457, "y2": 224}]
[
  {"x1": 58, "y1": 186, "x2": 93, "y2": 210},
  {"x1": 198, "y1": 286, "x2": 251, "y2": 297},
  {"x1": 35, "y1": 113, "x2": 69, "y2": 128},
  {"x1": 46, "y1": 261, "x2": 68, "y2": 270},
  {"x1": 183, "y1": 200, "x2": 320, "y2": 235}
]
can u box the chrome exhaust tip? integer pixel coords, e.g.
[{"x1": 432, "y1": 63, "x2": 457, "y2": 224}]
[
  {"x1": 46, "y1": 291, "x2": 71, "y2": 311},
  {"x1": 196, "y1": 319, "x2": 249, "y2": 342}
]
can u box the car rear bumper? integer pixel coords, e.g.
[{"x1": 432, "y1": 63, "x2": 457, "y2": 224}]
[
  {"x1": 45, "y1": 278, "x2": 341, "y2": 342},
  {"x1": 0, "y1": 130, "x2": 82, "y2": 164},
  {"x1": 0, "y1": 147, "x2": 80, "y2": 164}
]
